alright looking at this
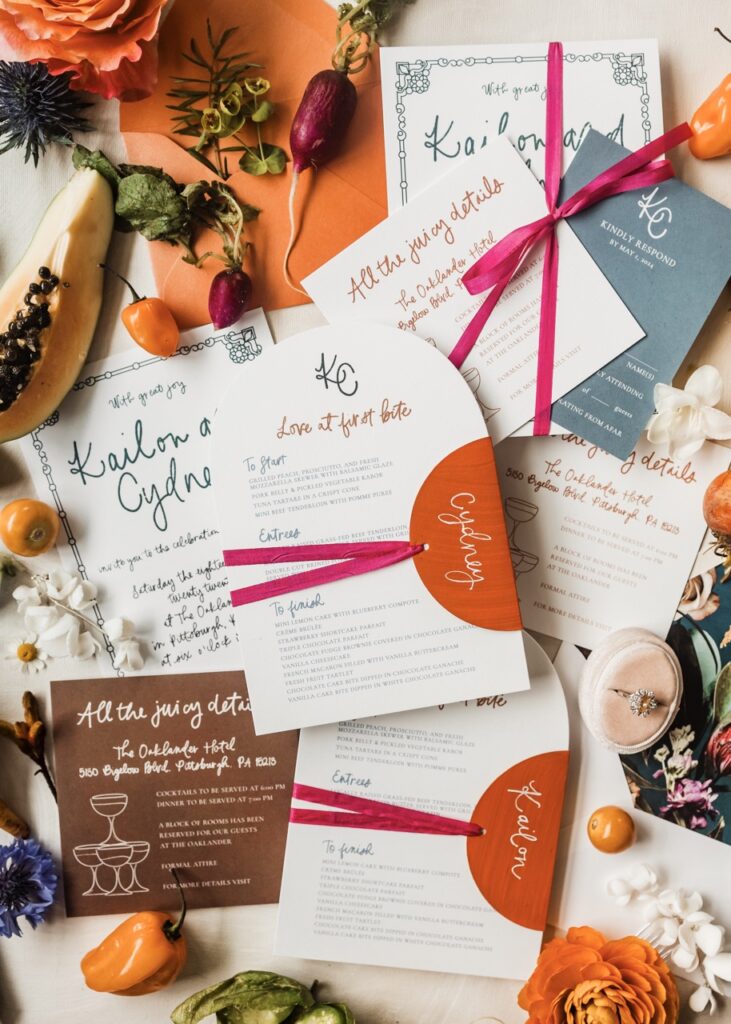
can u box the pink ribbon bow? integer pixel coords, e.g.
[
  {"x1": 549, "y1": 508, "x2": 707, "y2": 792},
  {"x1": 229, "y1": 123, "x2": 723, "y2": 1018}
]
[{"x1": 448, "y1": 41, "x2": 693, "y2": 434}]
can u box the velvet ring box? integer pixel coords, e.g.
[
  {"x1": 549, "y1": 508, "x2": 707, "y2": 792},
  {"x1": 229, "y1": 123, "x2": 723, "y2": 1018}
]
[{"x1": 579, "y1": 627, "x2": 683, "y2": 754}]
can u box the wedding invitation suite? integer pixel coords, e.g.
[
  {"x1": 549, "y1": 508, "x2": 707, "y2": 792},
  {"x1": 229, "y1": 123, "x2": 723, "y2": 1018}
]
[
  {"x1": 304, "y1": 136, "x2": 643, "y2": 443},
  {"x1": 50, "y1": 671, "x2": 298, "y2": 917},
  {"x1": 275, "y1": 634, "x2": 568, "y2": 980},
  {"x1": 494, "y1": 434, "x2": 730, "y2": 648},
  {"x1": 552, "y1": 131, "x2": 731, "y2": 457},
  {"x1": 380, "y1": 40, "x2": 663, "y2": 206},
  {"x1": 212, "y1": 323, "x2": 528, "y2": 735},
  {"x1": 20, "y1": 312, "x2": 272, "y2": 674}
]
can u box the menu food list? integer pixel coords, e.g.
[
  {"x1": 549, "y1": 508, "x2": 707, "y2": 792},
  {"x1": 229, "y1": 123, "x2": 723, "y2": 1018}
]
[
  {"x1": 51, "y1": 671, "x2": 298, "y2": 917},
  {"x1": 212, "y1": 323, "x2": 528, "y2": 735}
]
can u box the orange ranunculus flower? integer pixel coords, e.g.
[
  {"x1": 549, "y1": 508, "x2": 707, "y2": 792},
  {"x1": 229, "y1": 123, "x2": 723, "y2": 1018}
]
[
  {"x1": 0, "y1": 0, "x2": 166, "y2": 101},
  {"x1": 519, "y1": 926, "x2": 680, "y2": 1024}
]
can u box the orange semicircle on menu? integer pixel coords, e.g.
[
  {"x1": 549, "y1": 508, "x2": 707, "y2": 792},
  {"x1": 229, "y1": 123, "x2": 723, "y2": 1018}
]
[
  {"x1": 466, "y1": 750, "x2": 569, "y2": 931},
  {"x1": 409, "y1": 438, "x2": 522, "y2": 630}
]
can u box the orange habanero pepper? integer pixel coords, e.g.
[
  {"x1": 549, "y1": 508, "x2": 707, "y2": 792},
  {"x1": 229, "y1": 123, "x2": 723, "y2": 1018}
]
[
  {"x1": 100, "y1": 264, "x2": 180, "y2": 357},
  {"x1": 81, "y1": 871, "x2": 187, "y2": 996},
  {"x1": 689, "y1": 74, "x2": 731, "y2": 159}
]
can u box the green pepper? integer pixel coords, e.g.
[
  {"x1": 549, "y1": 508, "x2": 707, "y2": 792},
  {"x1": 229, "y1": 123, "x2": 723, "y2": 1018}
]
[{"x1": 171, "y1": 971, "x2": 356, "y2": 1024}]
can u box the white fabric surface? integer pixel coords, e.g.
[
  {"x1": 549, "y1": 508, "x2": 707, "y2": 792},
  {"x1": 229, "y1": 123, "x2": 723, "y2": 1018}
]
[{"x1": 0, "y1": 1, "x2": 730, "y2": 1021}]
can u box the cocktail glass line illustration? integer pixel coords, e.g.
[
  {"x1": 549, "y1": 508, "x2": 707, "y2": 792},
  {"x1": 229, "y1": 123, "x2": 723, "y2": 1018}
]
[
  {"x1": 73, "y1": 792, "x2": 150, "y2": 897},
  {"x1": 505, "y1": 497, "x2": 540, "y2": 576},
  {"x1": 461, "y1": 367, "x2": 500, "y2": 423}
]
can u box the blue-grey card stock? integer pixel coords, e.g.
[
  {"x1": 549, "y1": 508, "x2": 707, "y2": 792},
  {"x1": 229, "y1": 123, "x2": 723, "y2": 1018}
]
[{"x1": 552, "y1": 129, "x2": 731, "y2": 458}]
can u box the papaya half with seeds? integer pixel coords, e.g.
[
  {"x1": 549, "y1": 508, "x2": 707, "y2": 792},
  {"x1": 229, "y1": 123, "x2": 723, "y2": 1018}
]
[{"x1": 0, "y1": 167, "x2": 114, "y2": 443}]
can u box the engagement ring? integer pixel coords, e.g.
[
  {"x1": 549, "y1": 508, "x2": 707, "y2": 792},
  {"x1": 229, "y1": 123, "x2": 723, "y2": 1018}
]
[{"x1": 627, "y1": 688, "x2": 659, "y2": 718}]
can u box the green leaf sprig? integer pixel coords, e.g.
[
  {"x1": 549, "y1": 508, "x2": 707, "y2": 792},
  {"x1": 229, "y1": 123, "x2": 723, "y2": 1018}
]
[
  {"x1": 171, "y1": 971, "x2": 355, "y2": 1024},
  {"x1": 168, "y1": 21, "x2": 288, "y2": 180},
  {"x1": 333, "y1": 0, "x2": 417, "y2": 74},
  {"x1": 181, "y1": 180, "x2": 259, "y2": 269},
  {"x1": 72, "y1": 145, "x2": 260, "y2": 272}
]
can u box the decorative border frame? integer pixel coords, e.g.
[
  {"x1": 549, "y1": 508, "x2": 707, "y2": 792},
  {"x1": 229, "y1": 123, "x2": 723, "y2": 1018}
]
[
  {"x1": 28, "y1": 326, "x2": 261, "y2": 672},
  {"x1": 393, "y1": 49, "x2": 654, "y2": 205}
]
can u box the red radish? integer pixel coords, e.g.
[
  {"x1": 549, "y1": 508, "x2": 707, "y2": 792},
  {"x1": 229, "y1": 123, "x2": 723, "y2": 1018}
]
[
  {"x1": 208, "y1": 267, "x2": 252, "y2": 330},
  {"x1": 283, "y1": 70, "x2": 358, "y2": 292}
]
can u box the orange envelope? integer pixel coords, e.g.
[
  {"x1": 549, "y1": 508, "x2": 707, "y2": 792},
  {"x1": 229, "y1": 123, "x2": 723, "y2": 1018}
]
[{"x1": 120, "y1": 0, "x2": 387, "y2": 328}]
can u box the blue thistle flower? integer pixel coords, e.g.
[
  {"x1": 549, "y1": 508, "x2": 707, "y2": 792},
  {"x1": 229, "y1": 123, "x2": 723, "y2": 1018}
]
[
  {"x1": 0, "y1": 838, "x2": 57, "y2": 938},
  {"x1": 0, "y1": 61, "x2": 91, "y2": 166}
]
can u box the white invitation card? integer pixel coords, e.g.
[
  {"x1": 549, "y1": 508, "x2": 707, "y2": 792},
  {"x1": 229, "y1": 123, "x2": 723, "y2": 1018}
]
[
  {"x1": 275, "y1": 634, "x2": 569, "y2": 981},
  {"x1": 20, "y1": 311, "x2": 272, "y2": 674},
  {"x1": 380, "y1": 40, "x2": 663, "y2": 206},
  {"x1": 304, "y1": 136, "x2": 643, "y2": 443},
  {"x1": 212, "y1": 323, "x2": 528, "y2": 734},
  {"x1": 494, "y1": 434, "x2": 730, "y2": 648}
]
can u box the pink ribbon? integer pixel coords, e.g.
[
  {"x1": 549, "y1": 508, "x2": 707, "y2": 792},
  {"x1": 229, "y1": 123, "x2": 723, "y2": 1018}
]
[
  {"x1": 449, "y1": 41, "x2": 693, "y2": 434},
  {"x1": 290, "y1": 783, "x2": 483, "y2": 837},
  {"x1": 224, "y1": 541, "x2": 423, "y2": 607}
]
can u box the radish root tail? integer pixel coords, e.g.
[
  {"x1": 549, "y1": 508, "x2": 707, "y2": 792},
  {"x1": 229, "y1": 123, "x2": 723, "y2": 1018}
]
[{"x1": 283, "y1": 170, "x2": 309, "y2": 296}]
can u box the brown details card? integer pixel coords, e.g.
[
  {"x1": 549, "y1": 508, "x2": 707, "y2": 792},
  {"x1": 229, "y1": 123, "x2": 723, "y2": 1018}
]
[{"x1": 50, "y1": 671, "x2": 298, "y2": 917}]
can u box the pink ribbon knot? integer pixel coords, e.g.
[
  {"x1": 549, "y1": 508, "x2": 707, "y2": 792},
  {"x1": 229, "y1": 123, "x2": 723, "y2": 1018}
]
[{"x1": 449, "y1": 41, "x2": 693, "y2": 435}]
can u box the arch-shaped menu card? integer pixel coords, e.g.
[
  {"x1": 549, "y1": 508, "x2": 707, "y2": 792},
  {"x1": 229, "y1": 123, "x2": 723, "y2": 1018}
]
[
  {"x1": 275, "y1": 633, "x2": 569, "y2": 979},
  {"x1": 212, "y1": 324, "x2": 528, "y2": 734}
]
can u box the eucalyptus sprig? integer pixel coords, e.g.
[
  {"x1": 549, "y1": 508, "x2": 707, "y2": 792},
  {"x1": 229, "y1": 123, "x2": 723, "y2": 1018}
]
[
  {"x1": 168, "y1": 21, "x2": 287, "y2": 180},
  {"x1": 333, "y1": 0, "x2": 417, "y2": 75}
]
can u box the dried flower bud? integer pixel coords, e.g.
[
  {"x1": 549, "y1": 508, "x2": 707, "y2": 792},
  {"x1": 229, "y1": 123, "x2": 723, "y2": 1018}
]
[
  {"x1": 0, "y1": 797, "x2": 30, "y2": 839},
  {"x1": 22, "y1": 690, "x2": 40, "y2": 727}
]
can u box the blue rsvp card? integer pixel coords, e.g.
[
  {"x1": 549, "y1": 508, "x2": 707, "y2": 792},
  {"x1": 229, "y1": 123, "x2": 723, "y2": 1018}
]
[{"x1": 552, "y1": 130, "x2": 731, "y2": 458}]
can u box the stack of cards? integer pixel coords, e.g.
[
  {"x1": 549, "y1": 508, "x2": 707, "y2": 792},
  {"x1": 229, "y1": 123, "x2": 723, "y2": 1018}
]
[{"x1": 28, "y1": 36, "x2": 731, "y2": 987}]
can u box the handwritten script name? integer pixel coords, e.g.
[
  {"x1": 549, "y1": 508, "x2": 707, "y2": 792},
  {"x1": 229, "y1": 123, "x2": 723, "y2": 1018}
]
[
  {"x1": 437, "y1": 492, "x2": 491, "y2": 589},
  {"x1": 507, "y1": 780, "x2": 542, "y2": 881},
  {"x1": 67, "y1": 417, "x2": 212, "y2": 532}
]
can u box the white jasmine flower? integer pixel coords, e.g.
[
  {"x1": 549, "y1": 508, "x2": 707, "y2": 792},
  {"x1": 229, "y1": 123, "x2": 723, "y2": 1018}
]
[
  {"x1": 646, "y1": 365, "x2": 731, "y2": 458},
  {"x1": 23, "y1": 603, "x2": 60, "y2": 635},
  {"x1": 66, "y1": 578, "x2": 97, "y2": 611},
  {"x1": 3, "y1": 632, "x2": 48, "y2": 673},
  {"x1": 105, "y1": 618, "x2": 144, "y2": 671},
  {"x1": 672, "y1": 920, "x2": 701, "y2": 972},
  {"x1": 35, "y1": 611, "x2": 98, "y2": 660},
  {"x1": 607, "y1": 863, "x2": 658, "y2": 906},
  {"x1": 696, "y1": 921, "x2": 726, "y2": 958},
  {"x1": 45, "y1": 569, "x2": 96, "y2": 610},
  {"x1": 66, "y1": 623, "x2": 99, "y2": 660},
  {"x1": 11, "y1": 583, "x2": 42, "y2": 616},
  {"x1": 105, "y1": 617, "x2": 136, "y2": 642},
  {"x1": 112, "y1": 638, "x2": 144, "y2": 672},
  {"x1": 704, "y1": 951, "x2": 731, "y2": 990},
  {"x1": 611, "y1": 864, "x2": 730, "y2": 1013},
  {"x1": 690, "y1": 985, "x2": 717, "y2": 1014}
]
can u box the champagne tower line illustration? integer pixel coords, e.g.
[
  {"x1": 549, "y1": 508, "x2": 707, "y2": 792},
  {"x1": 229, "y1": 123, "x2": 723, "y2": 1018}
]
[
  {"x1": 73, "y1": 793, "x2": 150, "y2": 897},
  {"x1": 504, "y1": 496, "x2": 540, "y2": 575}
]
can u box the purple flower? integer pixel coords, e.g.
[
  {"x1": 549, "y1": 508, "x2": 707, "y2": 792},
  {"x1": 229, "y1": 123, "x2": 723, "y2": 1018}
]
[
  {"x1": 660, "y1": 778, "x2": 719, "y2": 831},
  {"x1": 0, "y1": 838, "x2": 57, "y2": 938}
]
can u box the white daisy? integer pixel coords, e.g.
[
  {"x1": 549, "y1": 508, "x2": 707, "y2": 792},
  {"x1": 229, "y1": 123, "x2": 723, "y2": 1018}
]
[{"x1": 3, "y1": 632, "x2": 48, "y2": 673}]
